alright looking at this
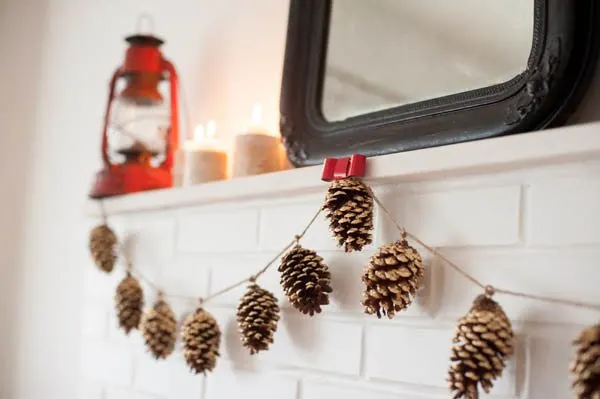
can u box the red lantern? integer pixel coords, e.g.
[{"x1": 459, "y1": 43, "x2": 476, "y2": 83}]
[{"x1": 89, "y1": 33, "x2": 180, "y2": 199}]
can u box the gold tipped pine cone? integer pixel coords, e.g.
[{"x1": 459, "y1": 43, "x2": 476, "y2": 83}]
[
  {"x1": 570, "y1": 323, "x2": 600, "y2": 399},
  {"x1": 182, "y1": 307, "x2": 221, "y2": 374},
  {"x1": 278, "y1": 245, "x2": 332, "y2": 316},
  {"x1": 141, "y1": 296, "x2": 177, "y2": 360},
  {"x1": 89, "y1": 224, "x2": 118, "y2": 273},
  {"x1": 115, "y1": 273, "x2": 144, "y2": 334},
  {"x1": 323, "y1": 178, "x2": 373, "y2": 252},
  {"x1": 361, "y1": 239, "x2": 424, "y2": 319},
  {"x1": 448, "y1": 294, "x2": 515, "y2": 399},
  {"x1": 237, "y1": 283, "x2": 280, "y2": 354}
]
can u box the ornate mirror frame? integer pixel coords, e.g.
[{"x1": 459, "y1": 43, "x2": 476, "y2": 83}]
[{"x1": 279, "y1": 0, "x2": 599, "y2": 166}]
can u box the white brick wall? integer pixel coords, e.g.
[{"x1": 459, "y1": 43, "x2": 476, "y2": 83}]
[{"x1": 81, "y1": 160, "x2": 600, "y2": 399}]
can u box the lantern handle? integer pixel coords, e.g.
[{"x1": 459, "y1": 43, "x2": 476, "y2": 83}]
[
  {"x1": 101, "y1": 69, "x2": 122, "y2": 166},
  {"x1": 161, "y1": 59, "x2": 179, "y2": 170}
]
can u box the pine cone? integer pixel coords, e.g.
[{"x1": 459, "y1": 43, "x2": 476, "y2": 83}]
[
  {"x1": 448, "y1": 295, "x2": 515, "y2": 399},
  {"x1": 237, "y1": 284, "x2": 280, "y2": 354},
  {"x1": 570, "y1": 323, "x2": 600, "y2": 399},
  {"x1": 278, "y1": 245, "x2": 332, "y2": 316},
  {"x1": 361, "y1": 239, "x2": 424, "y2": 319},
  {"x1": 182, "y1": 307, "x2": 221, "y2": 374},
  {"x1": 89, "y1": 224, "x2": 118, "y2": 273},
  {"x1": 323, "y1": 178, "x2": 373, "y2": 252},
  {"x1": 141, "y1": 297, "x2": 177, "y2": 360},
  {"x1": 114, "y1": 273, "x2": 144, "y2": 334}
]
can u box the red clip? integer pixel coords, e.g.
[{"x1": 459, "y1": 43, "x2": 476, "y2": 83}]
[{"x1": 321, "y1": 154, "x2": 367, "y2": 182}]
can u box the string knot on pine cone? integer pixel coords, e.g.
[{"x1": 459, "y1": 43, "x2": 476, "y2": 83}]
[
  {"x1": 115, "y1": 273, "x2": 144, "y2": 334},
  {"x1": 89, "y1": 224, "x2": 118, "y2": 273},
  {"x1": 361, "y1": 239, "x2": 424, "y2": 319},
  {"x1": 237, "y1": 284, "x2": 280, "y2": 354},
  {"x1": 323, "y1": 178, "x2": 373, "y2": 252},
  {"x1": 141, "y1": 297, "x2": 177, "y2": 360},
  {"x1": 570, "y1": 323, "x2": 600, "y2": 399},
  {"x1": 448, "y1": 294, "x2": 515, "y2": 399},
  {"x1": 278, "y1": 245, "x2": 332, "y2": 316},
  {"x1": 182, "y1": 307, "x2": 221, "y2": 374}
]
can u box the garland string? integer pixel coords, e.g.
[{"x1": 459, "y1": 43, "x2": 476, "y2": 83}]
[
  {"x1": 371, "y1": 192, "x2": 600, "y2": 312},
  {"x1": 102, "y1": 189, "x2": 600, "y2": 312}
]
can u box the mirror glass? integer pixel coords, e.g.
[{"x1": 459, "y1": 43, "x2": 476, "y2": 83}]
[{"x1": 321, "y1": 0, "x2": 535, "y2": 122}]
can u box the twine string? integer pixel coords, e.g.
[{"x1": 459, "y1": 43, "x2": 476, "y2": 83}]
[
  {"x1": 118, "y1": 207, "x2": 322, "y2": 304},
  {"x1": 371, "y1": 192, "x2": 600, "y2": 312},
  {"x1": 101, "y1": 187, "x2": 599, "y2": 313}
]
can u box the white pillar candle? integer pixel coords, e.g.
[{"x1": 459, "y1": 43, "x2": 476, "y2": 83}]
[
  {"x1": 181, "y1": 122, "x2": 228, "y2": 185},
  {"x1": 232, "y1": 104, "x2": 284, "y2": 178}
]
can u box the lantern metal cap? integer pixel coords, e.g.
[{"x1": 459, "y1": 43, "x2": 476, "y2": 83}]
[{"x1": 125, "y1": 34, "x2": 164, "y2": 47}]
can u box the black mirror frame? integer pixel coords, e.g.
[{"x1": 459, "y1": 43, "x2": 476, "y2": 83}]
[{"x1": 279, "y1": 0, "x2": 599, "y2": 167}]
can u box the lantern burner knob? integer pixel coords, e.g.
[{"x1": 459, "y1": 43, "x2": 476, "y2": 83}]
[{"x1": 117, "y1": 141, "x2": 159, "y2": 164}]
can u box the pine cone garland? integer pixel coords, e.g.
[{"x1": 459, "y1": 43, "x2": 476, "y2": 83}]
[
  {"x1": 361, "y1": 239, "x2": 424, "y2": 319},
  {"x1": 237, "y1": 284, "x2": 280, "y2": 354},
  {"x1": 278, "y1": 245, "x2": 332, "y2": 316},
  {"x1": 89, "y1": 224, "x2": 118, "y2": 273},
  {"x1": 141, "y1": 296, "x2": 177, "y2": 360},
  {"x1": 448, "y1": 295, "x2": 515, "y2": 399},
  {"x1": 570, "y1": 323, "x2": 600, "y2": 399},
  {"x1": 114, "y1": 273, "x2": 144, "y2": 334},
  {"x1": 323, "y1": 178, "x2": 373, "y2": 252},
  {"x1": 182, "y1": 307, "x2": 221, "y2": 374}
]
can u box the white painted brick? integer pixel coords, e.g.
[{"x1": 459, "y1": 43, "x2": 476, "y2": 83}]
[
  {"x1": 177, "y1": 208, "x2": 259, "y2": 253},
  {"x1": 160, "y1": 255, "x2": 210, "y2": 299},
  {"x1": 302, "y1": 382, "x2": 397, "y2": 399},
  {"x1": 126, "y1": 217, "x2": 177, "y2": 284},
  {"x1": 529, "y1": 178, "x2": 600, "y2": 245},
  {"x1": 133, "y1": 354, "x2": 170, "y2": 396},
  {"x1": 106, "y1": 388, "x2": 162, "y2": 399},
  {"x1": 81, "y1": 341, "x2": 133, "y2": 386},
  {"x1": 83, "y1": 265, "x2": 122, "y2": 301},
  {"x1": 434, "y1": 248, "x2": 600, "y2": 324},
  {"x1": 379, "y1": 186, "x2": 521, "y2": 247},
  {"x1": 164, "y1": 356, "x2": 204, "y2": 399},
  {"x1": 262, "y1": 313, "x2": 363, "y2": 374},
  {"x1": 259, "y1": 201, "x2": 342, "y2": 251},
  {"x1": 525, "y1": 327, "x2": 579, "y2": 399},
  {"x1": 211, "y1": 308, "x2": 362, "y2": 374},
  {"x1": 81, "y1": 301, "x2": 108, "y2": 340},
  {"x1": 78, "y1": 383, "x2": 104, "y2": 399},
  {"x1": 204, "y1": 365, "x2": 297, "y2": 399},
  {"x1": 134, "y1": 355, "x2": 201, "y2": 398},
  {"x1": 209, "y1": 253, "x2": 285, "y2": 307},
  {"x1": 365, "y1": 325, "x2": 516, "y2": 396}
]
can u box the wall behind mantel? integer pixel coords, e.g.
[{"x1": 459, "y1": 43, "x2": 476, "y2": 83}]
[{"x1": 0, "y1": 1, "x2": 598, "y2": 398}]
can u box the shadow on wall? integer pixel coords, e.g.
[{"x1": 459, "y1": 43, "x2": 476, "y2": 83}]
[{"x1": 0, "y1": 0, "x2": 51, "y2": 395}]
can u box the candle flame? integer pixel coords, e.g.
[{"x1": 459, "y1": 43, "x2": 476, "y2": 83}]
[
  {"x1": 193, "y1": 124, "x2": 205, "y2": 142},
  {"x1": 206, "y1": 120, "x2": 217, "y2": 139},
  {"x1": 251, "y1": 103, "x2": 263, "y2": 124}
]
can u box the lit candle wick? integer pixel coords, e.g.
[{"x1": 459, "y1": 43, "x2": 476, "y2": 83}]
[
  {"x1": 251, "y1": 103, "x2": 263, "y2": 125},
  {"x1": 206, "y1": 120, "x2": 217, "y2": 140}
]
